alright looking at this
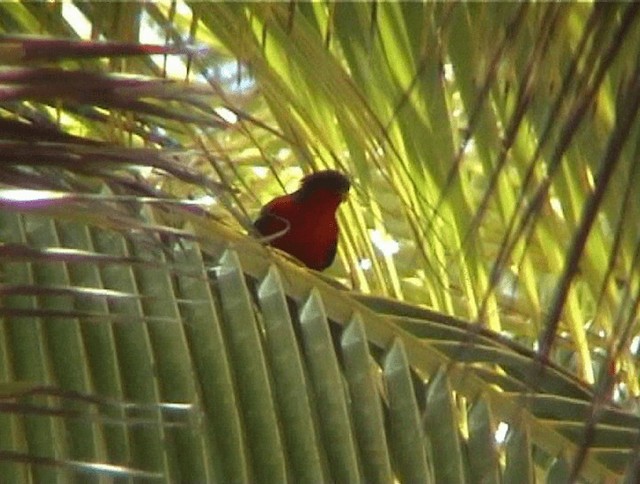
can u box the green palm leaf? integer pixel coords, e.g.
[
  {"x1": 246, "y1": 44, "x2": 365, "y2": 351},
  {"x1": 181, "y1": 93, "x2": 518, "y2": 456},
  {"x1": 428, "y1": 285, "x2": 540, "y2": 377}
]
[{"x1": 1, "y1": 1, "x2": 639, "y2": 482}]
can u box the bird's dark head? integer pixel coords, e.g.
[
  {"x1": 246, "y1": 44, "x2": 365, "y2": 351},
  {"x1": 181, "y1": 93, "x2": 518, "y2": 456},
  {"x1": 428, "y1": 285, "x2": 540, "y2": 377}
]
[{"x1": 296, "y1": 170, "x2": 350, "y2": 202}]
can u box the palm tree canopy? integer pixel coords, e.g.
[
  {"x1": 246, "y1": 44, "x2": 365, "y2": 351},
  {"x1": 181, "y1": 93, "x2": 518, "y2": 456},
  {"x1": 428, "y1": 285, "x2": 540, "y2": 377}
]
[{"x1": 1, "y1": 2, "x2": 640, "y2": 482}]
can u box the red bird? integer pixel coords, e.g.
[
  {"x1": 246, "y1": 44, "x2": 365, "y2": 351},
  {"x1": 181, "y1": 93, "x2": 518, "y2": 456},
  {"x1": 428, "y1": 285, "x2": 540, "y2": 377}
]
[{"x1": 254, "y1": 170, "x2": 350, "y2": 270}]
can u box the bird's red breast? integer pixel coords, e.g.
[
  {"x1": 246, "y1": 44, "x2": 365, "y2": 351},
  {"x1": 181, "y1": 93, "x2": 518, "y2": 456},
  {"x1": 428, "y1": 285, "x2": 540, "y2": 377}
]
[{"x1": 254, "y1": 170, "x2": 350, "y2": 270}]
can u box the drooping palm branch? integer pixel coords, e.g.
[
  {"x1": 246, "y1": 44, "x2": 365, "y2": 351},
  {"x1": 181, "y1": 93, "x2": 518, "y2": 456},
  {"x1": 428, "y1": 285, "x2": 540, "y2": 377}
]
[{"x1": 1, "y1": 1, "x2": 640, "y2": 482}]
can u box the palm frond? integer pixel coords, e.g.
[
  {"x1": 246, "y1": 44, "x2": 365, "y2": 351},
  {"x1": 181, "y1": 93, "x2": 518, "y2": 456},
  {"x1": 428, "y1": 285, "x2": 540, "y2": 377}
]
[{"x1": 1, "y1": 1, "x2": 640, "y2": 481}]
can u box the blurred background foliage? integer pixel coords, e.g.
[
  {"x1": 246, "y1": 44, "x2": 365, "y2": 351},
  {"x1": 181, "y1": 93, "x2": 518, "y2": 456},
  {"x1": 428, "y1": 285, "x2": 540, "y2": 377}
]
[{"x1": 1, "y1": 1, "x2": 640, "y2": 481}]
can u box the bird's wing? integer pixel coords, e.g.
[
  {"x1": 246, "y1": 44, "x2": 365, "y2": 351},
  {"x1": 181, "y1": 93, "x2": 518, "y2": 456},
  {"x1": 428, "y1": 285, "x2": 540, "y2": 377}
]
[
  {"x1": 253, "y1": 209, "x2": 274, "y2": 234},
  {"x1": 253, "y1": 197, "x2": 290, "y2": 237}
]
